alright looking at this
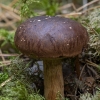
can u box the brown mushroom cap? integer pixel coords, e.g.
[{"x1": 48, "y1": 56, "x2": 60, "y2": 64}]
[{"x1": 14, "y1": 16, "x2": 89, "y2": 58}]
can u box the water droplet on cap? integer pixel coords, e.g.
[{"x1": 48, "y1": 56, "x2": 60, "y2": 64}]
[
  {"x1": 69, "y1": 27, "x2": 72, "y2": 29},
  {"x1": 38, "y1": 20, "x2": 41, "y2": 21}
]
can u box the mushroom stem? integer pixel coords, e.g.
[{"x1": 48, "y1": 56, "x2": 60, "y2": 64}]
[{"x1": 43, "y1": 59, "x2": 64, "y2": 100}]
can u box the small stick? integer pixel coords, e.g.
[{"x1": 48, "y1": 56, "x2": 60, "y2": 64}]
[
  {"x1": 58, "y1": 3, "x2": 77, "y2": 12},
  {"x1": 0, "y1": 54, "x2": 18, "y2": 57},
  {"x1": 82, "y1": 5, "x2": 100, "y2": 14},
  {"x1": 0, "y1": 63, "x2": 11, "y2": 67},
  {"x1": 79, "y1": 64, "x2": 86, "y2": 80},
  {"x1": 0, "y1": 12, "x2": 16, "y2": 30},
  {"x1": 0, "y1": 60, "x2": 11, "y2": 64},
  {"x1": 87, "y1": 66, "x2": 100, "y2": 78},
  {"x1": 76, "y1": 0, "x2": 99, "y2": 12},
  {"x1": 0, "y1": 76, "x2": 12, "y2": 88},
  {"x1": 9, "y1": 0, "x2": 18, "y2": 7},
  {"x1": 86, "y1": 59, "x2": 99, "y2": 68},
  {"x1": 61, "y1": 12, "x2": 82, "y2": 18},
  {"x1": 0, "y1": 49, "x2": 5, "y2": 62},
  {"x1": 0, "y1": 3, "x2": 19, "y2": 14},
  {"x1": 8, "y1": 11, "x2": 20, "y2": 20}
]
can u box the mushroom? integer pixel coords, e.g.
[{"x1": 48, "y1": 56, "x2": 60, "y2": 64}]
[{"x1": 14, "y1": 16, "x2": 89, "y2": 100}]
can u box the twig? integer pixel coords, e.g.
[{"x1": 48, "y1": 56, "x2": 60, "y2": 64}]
[
  {"x1": 79, "y1": 64, "x2": 86, "y2": 80},
  {"x1": 75, "y1": 86, "x2": 78, "y2": 100},
  {"x1": 0, "y1": 54, "x2": 19, "y2": 57},
  {"x1": 0, "y1": 63, "x2": 11, "y2": 67},
  {"x1": 0, "y1": 60, "x2": 11, "y2": 68},
  {"x1": 0, "y1": 3, "x2": 19, "y2": 14},
  {"x1": 58, "y1": 3, "x2": 77, "y2": 12},
  {"x1": 87, "y1": 66, "x2": 100, "y2": 78},
  {"x1": 0, "y1": 49, "x2": 5, "y2": 62},
  {"x1": 8, "y1": 11, "x2": 20, "y2": 20},
  {"x1": 0, "y1": 54, "x2": 27, "y2": 67},
  {"x1": 9, "y1": 0, "x2": 18, "y2": 7},
  {"x1": 62, "y1": 12, "x2": 82, "y2": 18},
  {"x1": 0, "y1": 12, "x2": 16, "y2": 30},
  {"x1": 82, "y1": 5, "x2": 100, "y2": 14},
  {"x1": 0, "y1": 60, "x2": 11, "y2": 64},
  {"x1": 86, "y1": 59, "x2": 99, "y2": 68},
  {"x1": 0, "y1": 76, "x2": 12, "y2": 88},
  {"x1": 76, "y1": 0, "x2": 100, "y2": 12}
]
